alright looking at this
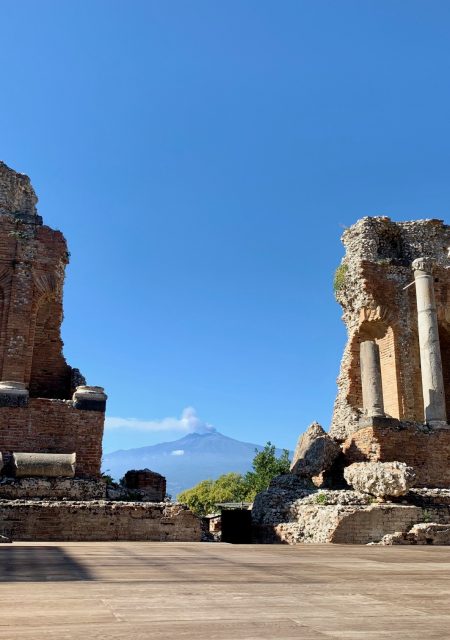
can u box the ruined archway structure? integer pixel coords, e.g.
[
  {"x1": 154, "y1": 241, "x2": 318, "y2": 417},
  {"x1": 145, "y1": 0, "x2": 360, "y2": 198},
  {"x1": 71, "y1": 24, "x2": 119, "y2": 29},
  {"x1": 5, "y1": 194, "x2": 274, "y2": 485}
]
[
  {"x1": 0, "y1": 162, "x2": 106, "y2": 477},
  {"x1": 331, "y1": 216, "x2": 450, "y2": 488},
  {"x1": 252, "y1": 216, "x2": 450, "y2": 544}
]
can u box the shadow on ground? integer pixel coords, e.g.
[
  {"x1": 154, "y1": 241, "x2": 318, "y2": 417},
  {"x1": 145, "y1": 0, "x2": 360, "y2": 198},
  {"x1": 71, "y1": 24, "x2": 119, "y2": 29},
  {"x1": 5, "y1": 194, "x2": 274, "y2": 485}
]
[{"x1": 0, "y1": 546, "x2": 92, "y2": 582}]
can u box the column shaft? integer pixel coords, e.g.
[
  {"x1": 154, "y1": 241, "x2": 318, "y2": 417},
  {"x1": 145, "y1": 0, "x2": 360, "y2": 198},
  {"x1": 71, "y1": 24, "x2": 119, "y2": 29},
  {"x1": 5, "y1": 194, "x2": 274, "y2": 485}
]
[
  {"x1": 412, "y1": 258, "x2": 447, "y2": 425},
  {"x1": 360, "y1": 340, "x2": 385, "y2": 417}
]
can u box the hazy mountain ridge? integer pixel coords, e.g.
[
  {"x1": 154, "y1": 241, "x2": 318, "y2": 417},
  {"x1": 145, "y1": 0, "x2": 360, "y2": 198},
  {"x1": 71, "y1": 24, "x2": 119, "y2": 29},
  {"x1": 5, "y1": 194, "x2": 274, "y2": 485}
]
[{"x1": 103, "y1": 431, "x2": 292, "y2": 497}]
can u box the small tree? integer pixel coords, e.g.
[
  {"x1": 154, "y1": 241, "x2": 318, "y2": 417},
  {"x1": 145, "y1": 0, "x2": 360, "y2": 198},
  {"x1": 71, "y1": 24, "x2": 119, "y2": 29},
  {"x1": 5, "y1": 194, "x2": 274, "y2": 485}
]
[
  {"x1": 178, "y1": 473, "x2": 248, "y2": 516},
  {"x1": 177, "y1": 442, "x2": 291, "y2": 514},
  {"x1": 244, "y1": 442, "x2": 290, "y2": 500}
]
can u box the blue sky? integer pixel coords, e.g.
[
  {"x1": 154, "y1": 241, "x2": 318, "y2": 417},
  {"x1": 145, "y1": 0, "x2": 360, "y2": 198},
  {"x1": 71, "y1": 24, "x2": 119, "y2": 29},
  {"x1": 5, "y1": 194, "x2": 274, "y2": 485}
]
[{"x1": 2, "y1": 1, "x2": 450, "y2": 452}]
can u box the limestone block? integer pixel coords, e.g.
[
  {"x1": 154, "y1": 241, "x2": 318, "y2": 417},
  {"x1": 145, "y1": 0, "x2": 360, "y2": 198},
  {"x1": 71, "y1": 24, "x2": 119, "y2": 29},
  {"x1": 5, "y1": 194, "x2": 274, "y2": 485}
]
[
  {"x1": 344, "y1": 461, "x2": 415, "y2": 498},
  {"x1": 380, "y1": 523, "x2": 450, "y2": 545},
  {"x1": 290, "y1": 422, "x2": 340, "y2": 478},
  {"x1": 13, "y1": 452, "x2": 76, "y2": 478}
]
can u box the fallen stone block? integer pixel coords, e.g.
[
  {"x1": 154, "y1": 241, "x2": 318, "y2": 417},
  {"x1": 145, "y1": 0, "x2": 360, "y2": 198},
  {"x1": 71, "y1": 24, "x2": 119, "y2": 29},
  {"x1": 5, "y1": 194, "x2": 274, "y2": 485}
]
[
  {"x1": 290, "y1": 422, "x2": 340, "y2": 478},
  {"x1": 344, "y1": 461, "x2": 415, "y2": 498}
]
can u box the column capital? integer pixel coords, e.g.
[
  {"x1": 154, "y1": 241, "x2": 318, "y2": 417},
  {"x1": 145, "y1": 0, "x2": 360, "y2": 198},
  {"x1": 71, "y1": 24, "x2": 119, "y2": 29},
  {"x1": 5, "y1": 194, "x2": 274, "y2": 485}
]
[{"x1": 412, "y1": 256, "x2": 434, "y2": 273}]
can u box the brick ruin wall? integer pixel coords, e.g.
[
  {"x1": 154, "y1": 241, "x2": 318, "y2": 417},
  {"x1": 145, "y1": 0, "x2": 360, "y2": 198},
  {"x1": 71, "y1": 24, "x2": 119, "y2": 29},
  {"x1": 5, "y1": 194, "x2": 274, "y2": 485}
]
[
  {"x1": 0, "y1": 215, "x2": 74, "y2": 398},
  {"x1": 0, "y1": 162, "x2": 105, "y2": 477},
  {"x1": 123, "y1": 469, "x2": 167, "y2": 502},
  {"x1": 0, "y1": 501, "x2": 201, "y2": 542},
  {"x1": 331, "y1": 217, "x2": 450, "y2": 441},
  {"x1": 0, "y1": 400, "x2": 103, "y2": 477}
]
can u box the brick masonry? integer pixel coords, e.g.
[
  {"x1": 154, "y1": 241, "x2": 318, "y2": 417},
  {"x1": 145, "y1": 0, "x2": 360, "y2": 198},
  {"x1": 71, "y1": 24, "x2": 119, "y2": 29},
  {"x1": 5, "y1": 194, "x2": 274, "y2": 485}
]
[
  {"x1": 0, "y1": 399, "x2": 103, "y2": 477},
  {"x1": 342, "y1": 424, "x2": 450, "y2": 488},
  {"x1": 123, "y1": 469, "x2": 167, "y2": 501},
  {"x1": 0, "y1": 162, "x2": 105, "y2": 477},
  {"x1": 0, "y1": 501, "x2": 201, "y2": 542}
]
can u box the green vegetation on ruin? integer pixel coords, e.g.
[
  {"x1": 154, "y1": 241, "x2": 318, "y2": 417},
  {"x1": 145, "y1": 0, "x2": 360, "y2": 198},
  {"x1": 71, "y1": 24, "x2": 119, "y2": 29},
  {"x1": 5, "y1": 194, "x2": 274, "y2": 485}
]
[{"x1": 333, "y1": 262, "x2": 348, "y2": 296}]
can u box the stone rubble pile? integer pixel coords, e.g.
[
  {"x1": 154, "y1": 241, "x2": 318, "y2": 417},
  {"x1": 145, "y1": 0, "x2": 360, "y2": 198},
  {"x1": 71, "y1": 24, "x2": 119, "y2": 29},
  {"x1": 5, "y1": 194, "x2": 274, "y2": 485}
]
[{"x1": 379, "y1": 523, "x2": 450, "y2": 546}]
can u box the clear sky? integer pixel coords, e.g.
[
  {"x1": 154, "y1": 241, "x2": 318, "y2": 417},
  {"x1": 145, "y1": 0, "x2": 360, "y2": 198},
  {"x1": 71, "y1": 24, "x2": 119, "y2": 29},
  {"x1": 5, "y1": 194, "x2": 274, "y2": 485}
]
[{"x1": 2, "y1": 1, "x2": 450, "y2": 453}]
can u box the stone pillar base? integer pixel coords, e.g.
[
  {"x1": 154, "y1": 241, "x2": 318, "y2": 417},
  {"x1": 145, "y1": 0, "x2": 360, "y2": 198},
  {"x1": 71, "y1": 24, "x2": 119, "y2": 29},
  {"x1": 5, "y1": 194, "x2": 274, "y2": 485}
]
[{"x1": 72, "y1": 386, "x2": 107, "y2": 412}]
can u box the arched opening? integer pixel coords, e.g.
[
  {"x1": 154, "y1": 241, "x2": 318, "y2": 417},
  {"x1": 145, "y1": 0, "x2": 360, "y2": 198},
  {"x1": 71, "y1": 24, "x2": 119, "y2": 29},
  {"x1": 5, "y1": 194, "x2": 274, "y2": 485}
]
[
  {"x1": 350, "y1": 317, "x2": 402, "y2": 419},
  {"x1": 439, "y1": 323, "x2": 450, "y2": 421}
]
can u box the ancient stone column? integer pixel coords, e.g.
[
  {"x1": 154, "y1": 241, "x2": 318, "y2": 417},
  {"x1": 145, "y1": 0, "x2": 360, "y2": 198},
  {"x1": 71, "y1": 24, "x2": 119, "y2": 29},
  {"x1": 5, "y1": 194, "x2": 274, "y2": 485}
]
[
  {"x1": 412, "y1": 257, "x2": 447, "y2": 425},
  {"x1": 360, "y1": 340, "x2": 385, "y2": 417}
]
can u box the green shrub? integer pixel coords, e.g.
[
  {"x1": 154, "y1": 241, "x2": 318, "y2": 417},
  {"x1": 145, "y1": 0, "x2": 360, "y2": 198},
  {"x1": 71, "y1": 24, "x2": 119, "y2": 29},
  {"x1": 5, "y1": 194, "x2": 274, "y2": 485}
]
[{"x1": 333, "y1": 263, "x2": 348, "y2": 294}]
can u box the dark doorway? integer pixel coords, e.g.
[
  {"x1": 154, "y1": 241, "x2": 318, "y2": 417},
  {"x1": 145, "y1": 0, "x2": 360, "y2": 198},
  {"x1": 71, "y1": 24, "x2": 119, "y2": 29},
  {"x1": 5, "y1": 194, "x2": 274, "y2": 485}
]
[{"x1": 221, "y1": 509, "x2": 252, "y2": 544}]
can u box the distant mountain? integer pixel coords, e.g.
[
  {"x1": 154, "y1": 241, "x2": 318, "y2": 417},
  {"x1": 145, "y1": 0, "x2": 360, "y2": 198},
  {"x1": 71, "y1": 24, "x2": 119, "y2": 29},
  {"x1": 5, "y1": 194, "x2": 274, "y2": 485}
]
[{"x1": 102, "y1": 431, "x2": 292, "y2": 497}]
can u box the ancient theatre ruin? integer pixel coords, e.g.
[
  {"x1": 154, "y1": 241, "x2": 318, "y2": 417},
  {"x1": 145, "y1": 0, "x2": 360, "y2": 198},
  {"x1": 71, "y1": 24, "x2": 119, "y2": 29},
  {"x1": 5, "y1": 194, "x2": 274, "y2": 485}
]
[{"x1": 253, "y1": 216, "x2": 450, "y2": 544}]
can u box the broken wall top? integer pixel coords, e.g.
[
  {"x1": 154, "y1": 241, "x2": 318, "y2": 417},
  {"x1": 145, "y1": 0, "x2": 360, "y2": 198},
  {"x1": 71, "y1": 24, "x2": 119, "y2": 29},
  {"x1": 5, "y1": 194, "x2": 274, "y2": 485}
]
[
  {"x1": 341, "y1": 217, "x2": 450, "y2": 267},
  {"x1": 0, "y1": 162, "x2": 40, "y2": 223}
]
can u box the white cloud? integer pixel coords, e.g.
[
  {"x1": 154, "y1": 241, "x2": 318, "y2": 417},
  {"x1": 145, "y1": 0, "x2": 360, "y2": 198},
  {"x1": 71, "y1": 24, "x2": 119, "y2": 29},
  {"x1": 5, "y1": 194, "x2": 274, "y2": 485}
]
[
  {"x1": 105, "y1": 406, "x2": 215, "y2": 435},
  {"x1": 170, "y1": 449, "x2": 185, "y2": 456}
]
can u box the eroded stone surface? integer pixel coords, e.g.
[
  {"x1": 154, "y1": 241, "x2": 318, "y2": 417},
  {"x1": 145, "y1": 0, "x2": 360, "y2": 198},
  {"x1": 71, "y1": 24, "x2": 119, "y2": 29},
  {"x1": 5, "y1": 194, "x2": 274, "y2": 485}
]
[
  {"x1": 379, "y1": 523, "x2": 450, "y2": 545},
  {"x1": 0, "y1": 477, "x2": 107, "y2": 500},
  {"x1": 344, "y1": 461, "x2": 415, "y2": 498},
  {"x1": 290, "y1": 422, "x2": 340, "y2": 477}
]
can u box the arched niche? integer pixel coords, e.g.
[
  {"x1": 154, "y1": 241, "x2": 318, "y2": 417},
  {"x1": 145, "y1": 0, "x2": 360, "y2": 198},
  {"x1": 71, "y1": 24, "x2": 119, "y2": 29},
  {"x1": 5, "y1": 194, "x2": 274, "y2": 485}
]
[{"x1": 349, "y1": 310, "x2": 402, "y2": 420}]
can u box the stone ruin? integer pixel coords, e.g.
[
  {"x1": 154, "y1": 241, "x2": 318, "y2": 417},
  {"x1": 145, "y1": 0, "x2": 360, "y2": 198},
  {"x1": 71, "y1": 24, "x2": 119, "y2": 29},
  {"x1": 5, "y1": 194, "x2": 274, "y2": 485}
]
[
  {"x1": 253, "y1": 216, "x2": 450, "y2": 545},
  {"x1": 0, "y1": 162, "x2": 200, "y2": 542}
]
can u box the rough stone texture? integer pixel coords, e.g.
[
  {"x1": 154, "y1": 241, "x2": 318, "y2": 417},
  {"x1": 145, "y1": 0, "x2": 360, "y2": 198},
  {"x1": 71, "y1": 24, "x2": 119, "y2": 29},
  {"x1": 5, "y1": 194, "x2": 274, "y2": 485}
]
[
  {"x1": 0, "y1": 500, "x2": 201, "y2": 541},
  {"x1": 290, "y1": 422, "x2": 340, "y2": 477},
  {"x1": 0, "y1": 162, "x2": 106, "y2": 478},
  {"x1": 252, "y1": 484, "x2": 450, "y2": 544},
  {"x1": 343, "y1": 461, "x2": 415, "y2": 498},
  {"x1": 123, "y1": 469, "x2": 167, "y2": 502},
  {"x1": 0, "y1": 162, "x2": 39, "y2": 220},
  {"x1": 407, "y1": 488, "x2": 450, "y2": 506},
  {"x1": 251, "y1": 475, "x2": 315, "y2": 528},
  {"x1": 342, "y1": 422, "x2": 450, "y2": 488},
  {"x1": 0, "y1": 477, "x2": 107, "y2": 500},
  {"x1": 331, "y1": 217, "x2": 450, "y2": 440},
  {"x1": 252, "y1": 481, "x2": 450, "y2": 544},
  {"x1": 380, "y1": 523, "x2": 450, "y2": 545}
]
